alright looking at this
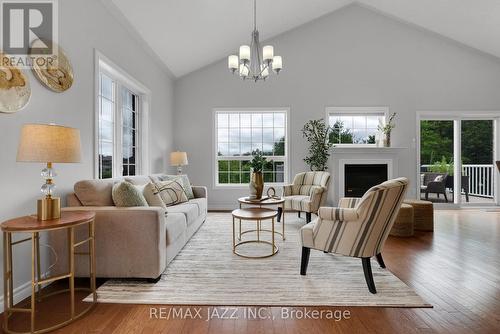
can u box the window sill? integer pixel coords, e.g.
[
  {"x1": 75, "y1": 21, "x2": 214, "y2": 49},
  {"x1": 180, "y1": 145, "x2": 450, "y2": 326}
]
[
  {"x1": 332, "y1": 146, "x2": 408, "y2": 150},
  {"x1": 214, "y1": 183, "x2": 285, "y2": 190}
]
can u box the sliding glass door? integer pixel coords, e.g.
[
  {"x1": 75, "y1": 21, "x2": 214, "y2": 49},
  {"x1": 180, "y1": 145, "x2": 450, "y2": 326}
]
[
  {"x1": 461, "y1": 120, "x2": 495, "y2": 205},
  {"x1": 418, "y1": 114, "x2": 498, "y2": 207}
]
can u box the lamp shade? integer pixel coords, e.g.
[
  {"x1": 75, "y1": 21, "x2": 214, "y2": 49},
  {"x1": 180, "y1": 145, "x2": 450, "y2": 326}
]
[
  {"x1": 170, "y1": 151, "x2": 188, "y2": 166},
  {"x1": 17, "y1": 124, "x2": 82, "y2": 163}
]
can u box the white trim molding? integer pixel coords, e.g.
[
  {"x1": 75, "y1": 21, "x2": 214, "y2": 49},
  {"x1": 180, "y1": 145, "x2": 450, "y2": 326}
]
[{"x1": 94, "y1": 50, "x2": 152, "y2": 178}]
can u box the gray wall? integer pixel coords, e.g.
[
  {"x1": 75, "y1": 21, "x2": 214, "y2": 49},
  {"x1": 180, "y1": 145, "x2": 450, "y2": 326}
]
[
  {"x1": 174, "y1": 4, "x2": 500, "y2": 209},
  {"x1": 0, "y1": 0, "x2": 174, "y2": 306}
]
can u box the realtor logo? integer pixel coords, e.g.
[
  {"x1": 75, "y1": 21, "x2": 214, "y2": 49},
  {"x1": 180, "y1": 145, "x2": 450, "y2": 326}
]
[{"x1": 1, "y1": 0, "x2": 58, "y2": 58}]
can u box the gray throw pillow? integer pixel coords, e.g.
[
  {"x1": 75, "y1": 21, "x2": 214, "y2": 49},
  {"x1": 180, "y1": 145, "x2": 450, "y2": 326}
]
[
  {"x1": 160, "y1": 174, "x2": 194, "y2": 199},
  {"x1": 112, "y1": 181, "x2": 149, "y2": 207}
]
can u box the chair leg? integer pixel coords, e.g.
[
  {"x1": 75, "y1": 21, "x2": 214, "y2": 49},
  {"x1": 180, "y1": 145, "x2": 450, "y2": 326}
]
[
  {"x1": 362, "y1": 258, "x2": 377, "y2": 294},
  {"x1": 277, "y1": 207, "x2": 283, "y2": 223},
  {"x1": 425, "y1": 192, "x2": 429, "y2": 201},
  {"x1": 300, "y1": 247, "x2": 311, "y2": 275},
  {"x1": 375, "y1": 253, "x2": 386, "y2": 268},
  {"x1": 298, "y1": 211, "x2": 301, "y2": 218},
  {"x1": 306, "y1": 212, "x2": 312, "y2": 224},
  {"x1": 443, "y1": 191, "x2": 448, "y2": 202}
]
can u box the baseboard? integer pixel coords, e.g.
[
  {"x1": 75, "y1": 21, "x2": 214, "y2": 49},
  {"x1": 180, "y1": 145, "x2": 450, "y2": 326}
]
[{"x1": 0, "y1": 272, "x2": 50, "y2": 313}]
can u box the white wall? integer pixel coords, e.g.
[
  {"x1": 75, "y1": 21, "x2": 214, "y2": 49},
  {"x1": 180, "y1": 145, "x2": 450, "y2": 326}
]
[
  {"x1": 0, "y1": 0, "x2": 175, "y2": 307},
  {"x1": 174, "y1": 4, "x2": 500, "y2": 209}
]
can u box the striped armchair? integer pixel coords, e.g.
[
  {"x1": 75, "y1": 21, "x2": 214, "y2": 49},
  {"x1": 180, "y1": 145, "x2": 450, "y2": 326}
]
[
  {"x1": 278, "y1": 171, "x2": 330, "y2": 224},
  {"x1": 300, "y1": 177, "x2": 409, "y2": 294}
]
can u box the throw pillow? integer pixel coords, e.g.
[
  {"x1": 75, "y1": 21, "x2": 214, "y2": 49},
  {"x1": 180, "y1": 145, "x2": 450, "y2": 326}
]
[
  {"x1": 143, "y1": 182, "x2": 167, "y2": 208},
  {"x1": 434, "y1": 175, "x2": 444, "y2": 182},
  {"x1": 154, "y1": 179, "x2": 189, "y2": 206},
  {"x1": 112, "y1": 181, "x2": 149, "y2": 207},
  {"x1": 160, "y1": 174, "x2": 194, "y2": 199}
]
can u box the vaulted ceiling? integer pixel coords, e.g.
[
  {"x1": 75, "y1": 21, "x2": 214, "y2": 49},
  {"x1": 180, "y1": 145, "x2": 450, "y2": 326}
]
[{"x1": 109, "y1": 0, "x2": 500, "y2": 78}]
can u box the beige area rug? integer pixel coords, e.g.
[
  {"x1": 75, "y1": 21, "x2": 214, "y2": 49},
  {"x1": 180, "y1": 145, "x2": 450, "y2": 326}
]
[{"x1": 87, "y1": 213, "x2": 430, "y2": 307}]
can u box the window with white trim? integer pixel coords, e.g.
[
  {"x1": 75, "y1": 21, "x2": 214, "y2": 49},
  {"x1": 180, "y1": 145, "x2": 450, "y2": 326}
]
[
  {"x1": 327, "y1": 107, "x2": 387, "y2": 145},
  {"x1": 97, "y1": 67, "x2": 143, "y2": 179},
  {"x1": 215, "y1": 110, "x2": 288, "y2": 186}
]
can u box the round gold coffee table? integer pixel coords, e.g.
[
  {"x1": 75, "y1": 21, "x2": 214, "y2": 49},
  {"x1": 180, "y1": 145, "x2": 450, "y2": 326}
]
[
  {"x1": 238, "y1": 196, "x2": 286, "y2": 240},
  {"x1": 231, "y1": 208, "x2": 278, "y2": 259}
]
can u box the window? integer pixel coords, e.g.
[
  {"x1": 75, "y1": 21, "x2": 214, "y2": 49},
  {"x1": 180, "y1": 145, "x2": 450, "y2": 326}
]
[
  {"x1": 215, "y1": 110, "x2": 288, "y2": 186},
  {"x1": 327, "y1": 107, "x2": 387, "y2": 146},
  {"x1": 121, "y1": 88, "x2": 138, "y2": 176},
  {"x1": 96, "y1": 52, "x2": 150, "y2": 179}
]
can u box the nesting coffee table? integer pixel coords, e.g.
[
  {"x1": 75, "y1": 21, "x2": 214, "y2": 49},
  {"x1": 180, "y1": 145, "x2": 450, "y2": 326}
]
[
  {"x1": 237, "y1": 196, "x2": 286, "y2": 240},
  {"x1": 231, "y1": 207, "x2": 279, "y2": 259}
]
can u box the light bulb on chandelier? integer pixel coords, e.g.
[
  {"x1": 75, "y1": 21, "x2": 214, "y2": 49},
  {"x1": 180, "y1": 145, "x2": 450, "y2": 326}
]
[{"x1": 227, "y1": 0, "x2": 283, "y2": 81}]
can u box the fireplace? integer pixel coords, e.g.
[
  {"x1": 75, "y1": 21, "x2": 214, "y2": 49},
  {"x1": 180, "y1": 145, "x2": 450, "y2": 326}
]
[{"x1": 344, "y1": 164, "x2": 388, "y2": 197}]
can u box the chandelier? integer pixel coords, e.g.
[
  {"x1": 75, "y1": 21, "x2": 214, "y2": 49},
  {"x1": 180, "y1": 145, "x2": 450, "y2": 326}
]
[{"x1": 227, "y1": 0, "x2": 283, "y2": 81}]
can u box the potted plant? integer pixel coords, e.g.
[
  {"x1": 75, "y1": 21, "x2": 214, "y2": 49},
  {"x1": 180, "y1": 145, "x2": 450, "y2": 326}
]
[
  {"x1": 378, "y1": 112, "x2": 397, "y2": 147},
  {"x1": 249, "y1": 149, "x2": 267, "y2": 199},
  {"x1": 302, "y1": 119, "x2": 334, "y2": 171}
]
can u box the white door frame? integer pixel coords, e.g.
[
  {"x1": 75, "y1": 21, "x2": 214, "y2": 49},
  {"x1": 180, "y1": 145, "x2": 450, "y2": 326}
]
[{"x1": 416, "y1": 111, "x2": 500, "y2": 207}]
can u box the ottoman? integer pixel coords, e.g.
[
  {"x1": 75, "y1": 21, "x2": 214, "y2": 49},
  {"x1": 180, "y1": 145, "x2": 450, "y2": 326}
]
[
  {"x1": 390, "y1": 203, "x2": 414, "y2": 237},
  {"x1": 403, "y1": 199, "x2": 434, "y2": 231}
]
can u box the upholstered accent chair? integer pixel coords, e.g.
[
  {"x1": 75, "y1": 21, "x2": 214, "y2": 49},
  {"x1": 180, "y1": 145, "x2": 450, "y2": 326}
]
[
  {"x1": 420, "y1": 172, "x2": 448, "y2": 202},
  {"x1": 278, "y1": 171, "x2": 330, "y2": 224},
  {"x1": 299, "y1": 177, "x2": 409, "y2": 294}
]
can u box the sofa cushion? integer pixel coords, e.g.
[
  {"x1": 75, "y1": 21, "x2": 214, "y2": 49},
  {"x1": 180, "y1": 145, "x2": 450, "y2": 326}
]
[
  {"x1": 155, "y1": 179, "x2": 188, "y2": 206},
  {"x1": 165, "y1": 212, "x2": 187, "y2": 244},
  {"x1": 112, "y1": 181, "x2": 148, "y2": 207},
  {"x1": 165, "y1": 202, "x2": 199, "y2": 225},
  {"x1": 74, "y1": 179, "x2": 115, "y2": 206},
  {"x1": 283, "y1": 195, "x2": 312, "y2": 212},
  {"x1": 188, "y1": 198, "x2": 207, "y2": 216}
]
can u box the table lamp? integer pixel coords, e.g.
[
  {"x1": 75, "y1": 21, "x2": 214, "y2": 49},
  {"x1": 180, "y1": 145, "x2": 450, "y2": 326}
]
[
  {"x1": 170, "y1": 151, "x2": 188, "y2": 175},
  {"x1": 16, "y1": 124, "x2": 82, "y2": 220}
]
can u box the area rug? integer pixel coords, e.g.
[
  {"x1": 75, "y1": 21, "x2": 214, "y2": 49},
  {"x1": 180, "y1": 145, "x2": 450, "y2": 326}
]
[{"x1": 87, "y1": 213, "x2": 430, "y2": 307}]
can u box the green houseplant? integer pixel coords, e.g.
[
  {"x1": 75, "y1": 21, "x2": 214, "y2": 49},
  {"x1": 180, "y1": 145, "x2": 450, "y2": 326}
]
[
  {"x1": 429, "y1": 156, "x2": 454, "y2": 175},
  {"x1": 249, "y1": 149, "x2": 267, "y2": 199},
  {"x1": 302, "y1": 119, "x2": 333, "y2": 171}
]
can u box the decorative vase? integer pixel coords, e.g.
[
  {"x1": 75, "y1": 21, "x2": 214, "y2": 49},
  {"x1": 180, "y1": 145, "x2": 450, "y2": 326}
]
[
  {"x1": 249, "y1": 171, "x2": 264, "y2": 199},
  {"x1": 385, "y1": 132, "x2": 391, "y2": 147}
]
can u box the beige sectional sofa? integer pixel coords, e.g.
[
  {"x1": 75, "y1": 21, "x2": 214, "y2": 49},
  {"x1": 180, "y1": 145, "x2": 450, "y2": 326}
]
[{"x1": 50, "y1": 174, "x2": 207, "y2": 280}]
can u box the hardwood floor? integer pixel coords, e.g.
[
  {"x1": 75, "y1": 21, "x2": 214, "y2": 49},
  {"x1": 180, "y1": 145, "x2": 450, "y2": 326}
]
[{"x1": 3, "y1": 209, "x2": 500, "y2": 333}]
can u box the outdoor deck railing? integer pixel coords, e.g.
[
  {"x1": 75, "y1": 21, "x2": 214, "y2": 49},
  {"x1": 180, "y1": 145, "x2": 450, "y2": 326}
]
[{"x1": 421, "y1": 164, "x2": 495, "y2": 198}]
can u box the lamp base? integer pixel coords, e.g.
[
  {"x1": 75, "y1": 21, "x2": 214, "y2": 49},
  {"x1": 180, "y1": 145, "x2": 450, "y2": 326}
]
[{"x1": 37, "y1": 197, "x2": 61, "y2": 221}]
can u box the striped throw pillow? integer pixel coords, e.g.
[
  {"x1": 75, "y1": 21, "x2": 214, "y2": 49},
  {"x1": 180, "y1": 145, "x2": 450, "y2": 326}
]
[{"x1": 153, "y1": 179, "x2": 188, "y2": 207}]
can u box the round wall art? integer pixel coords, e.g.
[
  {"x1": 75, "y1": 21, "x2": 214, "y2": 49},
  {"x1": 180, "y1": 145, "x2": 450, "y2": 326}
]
[
  {"x1": 0, "y1": 53, "x2": 31, "y2": 113},
  {"x1": 30, "y1": 39, "x2": 74, "y2": 92}
]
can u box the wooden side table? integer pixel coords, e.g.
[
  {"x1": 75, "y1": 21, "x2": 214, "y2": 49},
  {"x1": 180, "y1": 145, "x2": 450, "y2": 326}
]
[{"x1": 1, "y1": 211, "x2": 96, "y2": 334}]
